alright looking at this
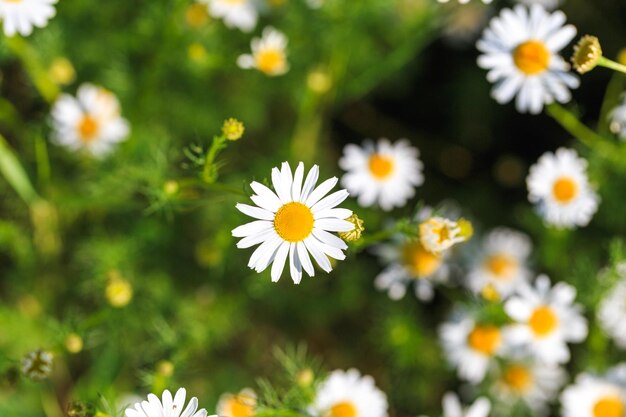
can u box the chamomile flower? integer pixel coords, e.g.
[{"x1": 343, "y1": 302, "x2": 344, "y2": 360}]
[
  {"x1": 515, "y1": 0, "x2": 561, "y2": 10},
  {"x1": 237, "y1": 27, "x2": 289, "y2": 76},
  {"x1": 439, "y1": 314, "x2": 505, "y2": 384},
  {"x1": 466, "y1": 228, "x2": 532, "y2": 300},
  {"x1": 504, "y1": 275, "x2": 588, "y2": 365},
  {"x1": 561, "y1": 366, "x2": 626, "y2": 417},
  {"x1": 124, "y1": 388, "x2": 212, "y2": 417},
  {"x1": 442, "y1": 393, "x2": 491, "y2": 417},
  {"x1": 199, "y1": 0, "x2": 257, "y2": 32},
  {"x1": 232, "y1": 162, "x2": 353, "y2": 284},
  {"x1": 492, "y1": 360, "x2": 566, "y2": 414},
  {"x1": 526, "y1": 148, "x2": 599, "y2": 228},
  {"x1": 420, "y1": 217, "x2": 470, "y2": 254},
  {"x1": 598, "y1": 277, "x2": 626, "y2": 349},
  {"x1": 50, "y1": 83, "x2": 130, "y2": 158},
  {"x1": 609, "y1": 94, "x2": 626, "y2": 140},
  {"x1": 0, "y1": 0, "x2": 57, "y2": 37},
  {"x1": 477, "y1": 5, "x2": 579, "y2": 114},
  {"x1": 310, "y1": 369, "x2": 389, "y2": 417},
  {"x1": 339, "y1": 139, "x2": 424, "y2": 211},
  {"x1": 216, "y1": 388, "x2": 256, "y2": 417}
]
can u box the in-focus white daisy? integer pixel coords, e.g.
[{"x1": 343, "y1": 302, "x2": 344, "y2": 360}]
[
  {"x1": 199, "y1": 0, "x2": 257, "y2": 32},
  {"x1": 598, "y1": 277, "x2": 626, "y2": 349},
  {"x1": 442, "y1": 392, "x2": 491, "y2": 417},
  {"x1": 439, "y1": 314, "x2": 505, "y2": 383},
  {"x1": 504, "y1": 275, "x2": 587, "y2": 365},
  {"x1": 232, "y1": 162, "x2": 353, "y2": 284},
  {"x1": 466, "y1": 228, "x2": 532, "y2": 300},
  {"x1": 561, "y1": 365, "x2": 626, "y2": 417},
  {"x1": 515, "y1": 0, "x2": 561, "y2": 10},
  {"x1": 477, "y1": 4, "x2": 579, "y2": 114},
  {"x1": 526, "y1": 148, "x2": 599, "y2": 228},
  {"x1": 339, "y1": 139, "x2": 424, "y2": 211},
  {"x1": 216, "y1": 388, "x2": 256, "y2": 417},
  {"x1": 237, "y1": 27, "x2": 289, "y2": 77},
  {"x1": 50, "y1": 83, "x2": 130, "y2": 158},
  {"x1": 609, "y1": 94, "x2": 626, "y2": 140},
  {"x1": 310, "y1": 369, "x2": 388, "y2": 417},
  {"x1": 0, "y1": 0, "x2": 57, "y2": 37},
  {"x1": 124, "y1": 388, "x2": 213, "y2": 417},
  {"x1": 492, "y1": 360, "x2": 566, "y2": 414}
]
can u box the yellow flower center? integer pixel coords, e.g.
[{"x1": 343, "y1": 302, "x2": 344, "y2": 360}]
[
  {"x1": 552, "y1": 176, "x2": 578, "y2": 204},
  {"x1": 330, "y1": 402, "x2": 357, "y2": 417},
  {"x1": 467, "y1": 325, "x2": 502, "y2": 355},
  {"x1": 227, "y1": 395, "x2": 256, "y2": 417},
  {"x1": 368, "y1": 154, "x2": 394, "y2": 180},
  {"x1": 77, "y1": 115, "x2": 99, "y2": 142},
  {"x1": 402, "y1": 242, "x2": 442, "y2": 278},
  {"x1": 513, "y1": 40, "x2": 550, "y2": 75},
  {"x1": 256, "y1": 49, "x2": 286, "y2": 74},
  {"x1": 503, "y1": 364, "x2": 533, "y2": 393},
  {"x1": 529, "y1": 306, "x2": 559, "y2": 337},
  {"x1": 274, "y1": 202, "x2": 314, "y2": 242},
  {"x1": 485, "y1": 254, "x2": 518, "y2": 279},
  {"x1": 593, "y1": 397, "x2": 624, "y2": 417}
]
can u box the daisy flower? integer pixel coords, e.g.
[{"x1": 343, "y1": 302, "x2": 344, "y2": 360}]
[
  {"x1": 598, "y1": 276, "x2": 626, "y2": 349},
  {"x1": 420, "y1": 216, "x2": 470, "y2": 254},
  {"x1": 50, "y1": 83, "x2": 130, "y2": 158},
  {"x1": 504, "y1": 275, "x2": 588, "y2": 365},
  {"x1": 439, "y1": 314, "x2": 505, "y2": 384},
  {"x1": 0, "y1": 0, "x2": 57, "y2": 37},
  {"x1": 339, "y1": 139, "x2": 424, "y2": 211},
  {"x1": 310, "y1": 369, "x2": 388, "y2": 417},
  {"x1": 466, "y1": 228, "x2": 532, "y2": 300},
  {"x1": 231, "y1": 162, "x2": 353, "y2": 284},
  {"x1": 477, "y1": 4, "x2": 579, "y2": 114},
  {"x1": 124, "y1": 388, "x2": 213, "y2": 417},
  {"x1": 199, "y1": 0, "x2": 257, "y2": 32},
  {"x1": 237, "y1": 27, "x2": 289, "y2": 77},
  {"x1": 492, "y1": 360, "x2": 566, "y2": 414},
  {"x1": 609, "y1": 94, "x2": 626, "y2": 140},
  {"x1": 526, "y1": 148, "x2": 599, "y2": 228},
  {"x1": 442, "y1": 392, "x2": 491, "y2": 417},
  {"x1": 561, "y1": 365, "x2": 626, "y2": 417},
  {"x1": 21, "y1": 348, "x2": 53, "y2": 380},
  {"x1": 216, "y1": 388, "x2": 256, "y2": 417}
]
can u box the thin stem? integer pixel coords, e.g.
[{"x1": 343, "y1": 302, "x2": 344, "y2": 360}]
[
  {"x1": 598, "y1": 57, "x2": 626, "y2": 75},
  {"x1": 0, "y1": 134, "x2": 40, "y2": 205}
]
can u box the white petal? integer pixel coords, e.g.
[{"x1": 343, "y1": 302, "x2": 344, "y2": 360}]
[
  {"x1": 236, "y1": 203, "x2": 274, "y2": 221},
  {"x1": 314, "y1": 218, "x2": 354, "y2": 232},
  {"x1": 271, "y1": 241, "x2": 290, "y2": 282},
  {"x1": 305, "y1": 177, "x2": 338, "y2": 207},
  {"x1": 289, "y1": 243, "x2": 303, "y2": 284},
  {"x1": 297, "y1": 241, "x2": 315, "y2": 277},
  {"x1": 310, "y1": 190, "x2": 350, "y2": 212},
  {"x1": 291, "y1": 162, "x2": 304, "y2": 201},
  {"x1": 299, "y1": 164, "x2": 319, "y2": 202},
  {"x1": 232, "y1": 220, "x2": 273, "y2": 237},
  {"x1": 304, "y1": 237, "x2": 332, "y2": 272}
]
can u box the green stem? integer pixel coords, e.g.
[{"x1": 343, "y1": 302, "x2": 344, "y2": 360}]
[
  {"x1": 202, "y1": 135, "x2": 226, "y2": 183},
  {"x1": 598, "y1": 57, "x2": 626, "y2": 75},
  {"x1": 0, "y1": 134, "x2": 40, "y2": 205}
]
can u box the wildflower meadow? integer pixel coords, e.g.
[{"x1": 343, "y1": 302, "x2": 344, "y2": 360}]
[{"x1": 2, "y1": 0, "x2": 626, "y2": 417}]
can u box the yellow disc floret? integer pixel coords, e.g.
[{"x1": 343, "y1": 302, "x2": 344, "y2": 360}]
[
  {"x1": 514, "y1": 40, "x2": 550, "y2": 75},
  {"x1": 529, "y1": 306, "x2": 559, "y2": 337},
  {"x1": 274, "y1": 202, "x2": 315, "y2": 242}
]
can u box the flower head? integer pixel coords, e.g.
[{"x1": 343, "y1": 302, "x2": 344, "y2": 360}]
[
  {"x1": 561, "y1": 366, "x2": 626, "y2": 417},
  {"x1": 21, "y1": 348, "x2": 53, "y2": 380},
  {"x1": 222, "y1": 118, "x2": 245, "y2": 141},
  {"x1": 232, "y1": 162, "x2": 353, "y2": 284},
  {"x1": 124, "y1": 388, "x2": 212, "y2": 417},
  {"x1": 310, "y1": 369, "x2": 388, "y2": 417},
  {"x1": 477, "y1": 5, "x2": 579, "y2": 114},
  {"x1": 0, "y1": 0, "x2": 57, "y2": 37},
  {"x1": 338, "y1": 213, "x2": 364, "y2": 242},
  {"x1": 50, "y1": 83, "x2": 130, "y2": 158},
  {"x1": 238, "y1": 27, "x2": 289, "y2": 76},
  {"x1": 419, "y1": 217, "x2": 467, "y2": 254},
  {"x1": 572, "y1": 35, "x2": 603, "y2": 74},
  {"x1": 106, "y1": 271, "x2": 133, "y2": 308},
  {"x1": 199, "y1": 0, "x2": 257, "y2": 32},
  {"x1": 216, "y1": 388, "x2": 256, "y2": 417},
  {"x1": 526, "y1": 148, "x2": 599, "y2": 228}
]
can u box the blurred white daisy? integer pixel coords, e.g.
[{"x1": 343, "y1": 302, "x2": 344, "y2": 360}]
[
  {"x1": 609, "y1": 94, "x2": 626, "y2": 140},
  {"x1": 561, "y1": 365, "x2": 626, "y2": 417},
  {"x1": 515, "y1": 0, "x2": 561, "y2": 10},
  {"x1": 442, "y1": 392, "x2": 491, "y2": 417},
  {"x1": 124, "y1": 388, "x2": 212, "y2": 417},
  {"x1": 0, "y1": 0, "x2": 57, "y2": 37},
  {"x1": 439, "y1": 315, "x2": 505, "y2": 384},
  {"x1": 216, "y1": 388, "x2": 256, "y2": 417},
  {"x1": 526, "y1": 148, "x2": 599, "y2": 228},
  {"x1": 199, "y1": 0, "x2": 257, "y2": 32},
  {"x1": 466, "y1": 227, "x2": 532, "y2": 300},
  {"x1": 310, "y1": 369, "x2": 388, "y2": 417},
  {"x1": 373, "y1": 237, "x2": 449, "y2": 301},
  {"x1": 492, "y1": 360, "x2": 566, "y2": 414},
  {"x1": 504, "y1": 275, "x2": 588, "y2": 365},
  {"x1": 477, "y1": 4, "x2": 579, "y2": 114},
  {"x1": 598, "y1": 277, "x2": 626, "y2": 349},
  {"x1": 237, "y1": 27, "x2": 289, "y2": 76},
  {"x1": 306, "y1": 0, "x2": 324, "y2": 9},
  {"x1": 339, "y1": 139, "x2": 424, "y2": 211},
  {"x1": 232, "y1": 162, "x2": 353, "y2": 284},
  {"x1": 50, "y1": 83, "x2": 130, "y2": 158}
]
